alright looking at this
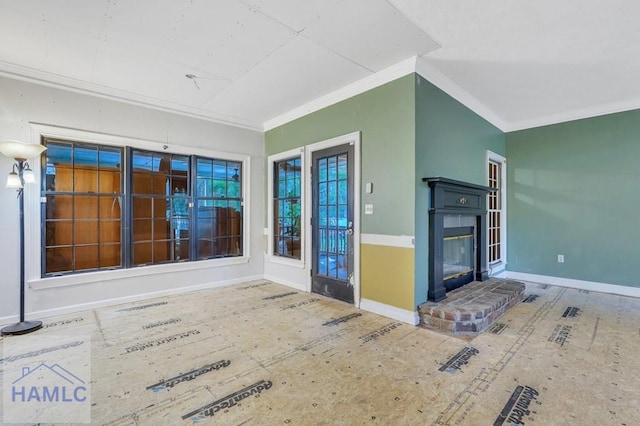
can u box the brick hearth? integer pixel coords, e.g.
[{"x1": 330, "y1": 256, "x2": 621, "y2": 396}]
[{"x1": 418, "y1": 278, "x2": 525, "y2": 335}]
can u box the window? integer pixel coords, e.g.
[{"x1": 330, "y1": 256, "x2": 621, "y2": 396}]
[
  {"x1": 273, "y1": 157, "x2": 301, "y2": 259},
  {"x1": 131, "y1": 150, "x2": 190, "y2": 266},
  {"x1": 195, "y1": 158, "x2": 243, "y2": 259},
  {"x1": 41, "y1": 138, "x2": 245, "y2": 277},
  {"x1": 44, "y1": 139, "x2": 123, "y2": 274},
  {"x1": 488, "y1": 155, "x2": 506, "y2": 265}
]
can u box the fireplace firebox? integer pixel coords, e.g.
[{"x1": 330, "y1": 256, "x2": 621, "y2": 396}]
[
  {"x1": 423, "y1": 177, "x2": 494, "y2": 302},
  {"x1": 443, "y1": 226, "x2": 474, "y2": 290}
]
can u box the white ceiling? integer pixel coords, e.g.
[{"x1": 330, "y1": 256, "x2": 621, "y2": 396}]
[{"x1": 1, "y1": 0, "x2": 639, "y2": 132}]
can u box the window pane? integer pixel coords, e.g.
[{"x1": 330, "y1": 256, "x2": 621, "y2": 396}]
[
  {"x1": 75, "y1": 196, "x2": 99, "y2": 219},
  {"x1": 213, "y1": 161, "x2": 226, "y2": 179},
  {"x1": 172, "y1": 176, "x2": 188, "y2": 194},
  {"x1": 47, "y1": 143, "x2": 73, "y2": 165},
  {"x1": 100, "y1": 244, "x2": 120, "y2": 268},
  {"x1": 74, "y1": 166, "x2": 98, "y2": 193},
  {"x1": 318, "y1": 158, "x2": 327, "y2": 181},
  {"x1": 338, "y1": 154, "x2": 347, "y2": 179},
  {"x1": 133, "y1": 197, "x2": 152, "y2": 219},
  {"x1": 196, "y1": 178, "x2": 209, "y2": 197},
  {"x1": 172, "y1": 156, "x2": 189, "y2": 173},
  {"x1": 98, "y1": 168, "x2": 121, "y2": 193},
  {"x1": 154, "y1": 218, "x2": 170, "y2": 240},
  {"x1": 133, "y1": 242, "x2": 152, "y2": 265},
  {"x1": 99, "y1": 196, "x2": 121, "y2": 220},
  {"x1": 133, "y1": 219, "x2": 152, "y2": 242},
  {"x1": 328, "y1": 156, "x2": 337, "y2": 180},
  {"x1": 46, "y1": 247, "x2": 72, "y2": 273},
  {"x1": 47, "y1": 221, "x2": 72, "y2": 246},
  {"x1": 74, "y1": 145, "x2": 98, "y2": 167},
  {"x1": 132, "y1": 171, "x2": 152, "y2": 193},
  {"x1": 228, "y1": 181, "x2": 240, "y2": 198},
  {"x1": 99, "y1": 147, "x2": 121, "y2": 169},
  {"x1": 328, "y1": 181, "x2": 337, "y2": 204},
  {"x1": 197, "y1": 159, "x2": 213, "y2": 179},
  {"x1": 154, "y1": 198, "x2": 168, "y2": 218},
  {"x1": 100, "y1": 220, "x2": 121, "y2": 244},
  {"x1": 154, "y1": 241, "x2": 171, "y2": 262},
  {"x1": 53, "y1": 166, "x2": 73, "y2": 192},
  {"x1": 213, "y1": 179, "x2": 226, "y2": 197},
  {"x1": 47, "y1": 195, "x2": 72, "y2": 219},
  {"x1": 74, "y1": 221, "x2": 98, "y2": 245},
  {"x1": 75, "y1": 245, "x2": 99, "y2": 271},
  {"x1": 227, "y1": 163, "x2": 240, "y2": 181},
  {"x1": 198, "y1": 238, "x2": 214, "y2": 259}
]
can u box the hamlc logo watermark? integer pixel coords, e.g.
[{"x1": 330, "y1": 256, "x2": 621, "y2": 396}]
[{"x1": 2, "y1": 334, "x2": 91, "y2": 423}]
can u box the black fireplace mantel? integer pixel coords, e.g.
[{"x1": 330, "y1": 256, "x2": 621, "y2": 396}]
[{"x1": 423, "y1": 177, "x2": 495, "y2": 302}]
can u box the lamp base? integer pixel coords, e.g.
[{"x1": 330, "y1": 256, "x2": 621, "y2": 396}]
[{"x1": 1, "y1": 320, "x2": 43, "y2": 336}]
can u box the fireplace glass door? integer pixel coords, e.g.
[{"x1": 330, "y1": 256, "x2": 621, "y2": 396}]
[{"x1": 443, "y1": 227, "x2": 474, "y2": 291}]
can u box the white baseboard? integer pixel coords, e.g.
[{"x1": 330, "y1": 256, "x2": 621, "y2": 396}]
[
  {"x1": 359, "y1": 298, "x2": 419, "y2": 325},
  {"x1": 506, "y1": 271, "x2": 640, "y2": 298},
  {"x1": 0, "y1": 275, "x2": 264, "y2": 327},
  {"x1": 491, "y1": 269, "x2": 507, "y2": 278},
  {"x1": 262, "y1": 274, "x2": 308, "y2": 292}
]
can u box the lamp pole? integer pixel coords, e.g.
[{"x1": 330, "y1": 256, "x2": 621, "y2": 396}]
[
  {"x1": 0, "y1": 140, "x2": 46, "y2": 336},
  {"x1": 1, "y1": 159, "x2": 42, "y2": 335}
]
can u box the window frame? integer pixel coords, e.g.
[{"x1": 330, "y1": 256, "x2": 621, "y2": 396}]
[
  {"x1": 486, "y1": 150, "x2": 507, "y2": 273},
  {"x1": 28, "y1": 124, "x2": 250, "y2": 290},
  {"x1": 193, "y1": 156, "x2": 244, "y2": 260},
  {"x1": 42, "y1": 138, "x2": 125, "y2": 275},
  {"x1": 273, "y1": 156, "x2": 302, "y2": 260},
  {"x1": 129, "y1": 148, "x2": 193, "y2": 267},
  {"x1": 267, "y1": 148, "x2": 305, "y2": 268}
]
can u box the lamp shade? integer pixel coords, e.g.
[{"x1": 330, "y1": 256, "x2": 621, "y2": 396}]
[
  {"x1": 6, "y1": 171, "x2": 22, "y2": 188},
  {"x1": 0, "y1": 140, "x2": 47, "y2": 160},
  {"x1": 23, "y1": 167, "x2": 35, "y2": 184}
]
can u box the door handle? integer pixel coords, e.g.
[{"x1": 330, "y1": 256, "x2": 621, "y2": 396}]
[{"x1": 346, "y1": 220, "x2": 353, "y2": 235}]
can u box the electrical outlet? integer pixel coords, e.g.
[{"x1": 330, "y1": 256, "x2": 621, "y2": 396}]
[{"x1": 557, "y1": 254, "x2": 564, "y2": 263}]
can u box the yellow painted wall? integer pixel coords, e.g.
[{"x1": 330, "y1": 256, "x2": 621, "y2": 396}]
[{"x1": 361, "y1": 243, "x2": 414, "y2": 311}]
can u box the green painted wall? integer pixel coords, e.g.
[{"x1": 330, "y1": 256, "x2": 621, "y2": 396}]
[
  {"x1": 265, "y1": 74, "x2": 416, "y2": 236},
  {"x1": 266, "y1": 73, "x2": 506, "y2": 310},
  {"x1": 414, "y1": 75, "x2": 506, "y2": 305},
  {"x1": 506, "y1": 110, "x2": 640, "y2": 287}
]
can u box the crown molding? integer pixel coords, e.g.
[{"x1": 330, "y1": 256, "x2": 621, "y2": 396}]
[
  {"x1": 0, "y1": 60, "x2": 263, "y2": 132},
  {"x1": 263, "y1": 56, "x2": 418, "y2": 131},
  {"x1": 414, "y1": 57, "x2": 509, "y2": 132},
  {"x1": 504, "y1": 98, "x2": 640, "y2": 133},
  {"x1": 264, "y1": 55, "x2": 512, "y2": 133},
  {"x1": 6, "y1": 57, "x2": 637, "y2": 136}
]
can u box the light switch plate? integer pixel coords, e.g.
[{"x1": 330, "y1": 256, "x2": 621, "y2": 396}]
[{"x1": 365, "y1": 204, "x2": 373, "y2": 215}]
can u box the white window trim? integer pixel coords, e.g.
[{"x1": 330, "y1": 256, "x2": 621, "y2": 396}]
[
  {"x1": 486, "y1": 150, "x2": 507, "y2": 273},
  {"x1": 267, "y1": 147, "x2": 306, "y2": 268},
  {"x1": 27, "y1": 123, "x2": 251, "y2": 290}
]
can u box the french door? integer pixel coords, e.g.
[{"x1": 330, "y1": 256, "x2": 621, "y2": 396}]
[{"x1": 311, "y1": 143, "x2": 354, "y2": 303}]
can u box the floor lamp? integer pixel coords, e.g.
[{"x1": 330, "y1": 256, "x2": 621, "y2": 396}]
[{"x1": 0, "y1": 140, "x2": 47, "y2": 336}]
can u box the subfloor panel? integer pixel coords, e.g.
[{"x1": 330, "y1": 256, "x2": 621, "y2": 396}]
[{"x1": 1, "y1": 281, "x2": 640, "y2": 425}]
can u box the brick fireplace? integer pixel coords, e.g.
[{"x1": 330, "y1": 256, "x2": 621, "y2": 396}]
[{"x1": 423, "y1": 177, "x2": 494, "y2": 302}]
